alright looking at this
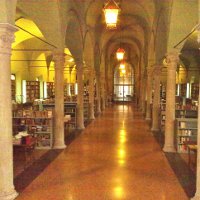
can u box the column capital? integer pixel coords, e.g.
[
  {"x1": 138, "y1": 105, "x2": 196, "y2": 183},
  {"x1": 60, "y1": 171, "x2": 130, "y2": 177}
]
[
  {"x1": 165, "y1": 51, "x2": 180, "y2": 68},
  {"x1": 0, "y1": 23, "x2": 18, "y2": 54},
  {"x1": 53, "y1": 50, "x2": 65, "y2": 70}
]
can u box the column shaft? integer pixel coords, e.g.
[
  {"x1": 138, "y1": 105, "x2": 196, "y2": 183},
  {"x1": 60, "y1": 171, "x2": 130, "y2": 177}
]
[
  {"x1": 96, "y1": 74, "x2": 101, "y2": 114},
  {"x1": 101, "y1": 74, "x2": 105, "y2": 110},
  {"x1": 76, "y1": 63, "x2": 85, "y2": 129},
  {"x1": 145, "y1": 68, "x2": 153, "y2": 120},
  {"x1": 191, "y1": 77, "x2": 200, "y2": 200},
  {"x1": 53, "y1": 52, "x2": 66, "y2": 149},
  {"x1": 151, "y1": 65, "x2": 162, "y2": 132},
  {"x1": 163, "y1": 52, "x2": 179, "y2": 152},
  {"x1": 89, "y1": 69, "x2": 95, "y2": 120},
  {"x1": 0, "y1": 23, "x2": 18, "y2": 200}
]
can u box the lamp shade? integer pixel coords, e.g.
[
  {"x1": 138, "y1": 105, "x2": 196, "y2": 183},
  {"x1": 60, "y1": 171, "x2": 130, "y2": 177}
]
[
  {"x1": 116, "y1": 48, "x2": 125, "y2": 60},
  {"x1": 103, "y1": 0, "x2": 120, "y2": 29}
]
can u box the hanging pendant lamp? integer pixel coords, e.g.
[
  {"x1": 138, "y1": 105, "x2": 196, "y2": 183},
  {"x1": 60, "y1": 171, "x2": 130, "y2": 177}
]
[
  {"x1": 119, "y1": 61, "x2": 125, "y2": 69},
  {"x1": 116, "y1": 48, "x2": 125, "y2": 60},
  {"x1": 103, "y1": 0, "x2": 120, "y2": 29}
]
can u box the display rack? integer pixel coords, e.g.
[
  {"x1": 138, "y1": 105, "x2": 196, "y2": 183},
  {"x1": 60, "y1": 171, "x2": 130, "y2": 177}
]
[
  {"x1": 175, "y1": 118, "x2": 197, "y2": 153},
  {"x1": 25, "y1": 81, "x2": 40, "y2": 102},
  {"x1": 13, "y1": 115, "x2": 53, "y2": 149}
]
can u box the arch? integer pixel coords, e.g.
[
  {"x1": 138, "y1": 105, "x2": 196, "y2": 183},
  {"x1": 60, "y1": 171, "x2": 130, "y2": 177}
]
[{"x1": 65, "y1": 9, "x2": 84, "y2": 62}]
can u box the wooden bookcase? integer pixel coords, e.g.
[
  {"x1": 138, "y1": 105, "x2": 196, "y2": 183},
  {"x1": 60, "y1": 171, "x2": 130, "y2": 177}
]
[
  {"x1": 11, "y1": 80, "x2": 16, "y2": 101},
  {"x1": 180, "y1": 83, "x2": 187, "y2": 97},
  {"x1": 191, "y1": 83, "x2": 199, "y2": 100},
  {"x1": 13, "y1": 112, "x2": 53, "y2": 149},
  {"x1": 175, "y1": 118, "x2": 197, "y2": 153},
  {"x1": 46, "y1": 82, "x2": 55, "y2": 98},
  {"x1": 26, "y1": 81, "x2": 40, "y2": 102}
]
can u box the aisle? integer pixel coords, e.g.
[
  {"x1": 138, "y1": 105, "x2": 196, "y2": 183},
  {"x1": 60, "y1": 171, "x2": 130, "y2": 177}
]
[{"x1": 16, "y1": 103, "x2": 188, "y2": 200}]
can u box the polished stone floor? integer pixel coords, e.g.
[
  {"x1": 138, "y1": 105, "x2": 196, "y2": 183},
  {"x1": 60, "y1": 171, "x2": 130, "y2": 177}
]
[{"x1": 16, "y1": 103, "x2": 189, "y2": 200}]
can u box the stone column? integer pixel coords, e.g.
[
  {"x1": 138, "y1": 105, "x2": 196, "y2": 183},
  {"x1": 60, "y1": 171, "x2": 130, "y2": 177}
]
[
  {"x1": 0, "y1": 23, "x2": 18, "y2": 200},
  {"x1": 145, "y1": 67, "x2": 153, "y2": 120},
  {"x1": 191, "y1": 84, "x2": 200, "y2": 199},
  {"x1": 141, "y1": 72, "x2": 146, "y2": 114},
  {"x1": 101, "y1": 73, "x2": 106, "y2": 110},
  {"x1": 53, "y1": 51, "x2": 66, "y2": 149},
  {"x1": 151, "y1": 65, "x2": 162, "y2": 132},
  {"x1": 76, "y1": 61, "x2": 85, "y2": 129},
  {"x1": 96, "y1": 72, "x2": 101, "y2": 114},
  {"x1": 89, "y1": 68, "x2": 95, "y2": 120},
  {"x1": 163, "y1": 52, "x2": 179, "y2": 152}
]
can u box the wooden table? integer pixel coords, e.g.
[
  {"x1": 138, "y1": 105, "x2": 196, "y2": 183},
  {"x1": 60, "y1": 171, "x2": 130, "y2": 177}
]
[{"x1": 187, "y1": 144, "x2": 197, "y2": 167}]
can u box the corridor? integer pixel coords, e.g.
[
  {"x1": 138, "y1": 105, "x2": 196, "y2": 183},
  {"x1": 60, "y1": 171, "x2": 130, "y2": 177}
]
[{"x1": 16, "y1": 103, "x2": 188, "y2": 200}]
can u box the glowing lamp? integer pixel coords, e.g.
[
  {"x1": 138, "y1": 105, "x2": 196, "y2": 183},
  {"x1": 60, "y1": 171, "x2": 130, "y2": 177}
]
[
  {"x1": 116, "y1": 48, "x2": 125, "y2": 60},
  {"x1": 119, "y1": 61, "x2": 125, "y2": 69},
  {"x1": 121, "y1": 69, "x2": 126, "y2": 74},
  {"x1": 103, "y1": 0, "x2": 120, "y2": 29}
]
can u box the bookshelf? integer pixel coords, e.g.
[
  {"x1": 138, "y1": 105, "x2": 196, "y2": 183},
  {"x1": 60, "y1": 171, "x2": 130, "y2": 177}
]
[
  {"x1": 46, "y1": 82, "x2": 55, "y2": 98},
  {"x1": 25, "y1": 81, "x2": 40, "y2": 102},
  {"x1": 43, "y1": 102, "x2": 77, "y2": 129},
  {"x1": 175, "y1": 118, "x2": 197, "y2": 153},
  {"x1": 191, "y1": 83, "x2": 199, "y2": 100},
  {"x1": 180, "y1": 83, "x2": 187, "y2": 97},
  {"x1": 13, "y1": 111, "x2": 53, "y2": 149},
  {"x1": 11, "y1": 79, "x2": 16, "y2": 101},
  {"x1": 160, "y1": 84, "x2": 166, "y2": 100}
]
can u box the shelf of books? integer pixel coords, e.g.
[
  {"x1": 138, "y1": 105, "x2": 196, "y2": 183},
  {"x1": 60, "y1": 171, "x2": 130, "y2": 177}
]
[
  {"x1": 13, "y1": 110, "x2": 53, "y2": 149},
  {"x1": 191, "y1": 83, "x2": 199, "y2": 100},
  {"x1": 43, "y1": 102, "x2": 77, "y2": 129},
  {"x1": 25, "y1": 81, "x2": 40, "y2": 102},
  {"x1": 46, "y1": 82, "x2": 55, "y2": 98},
  {"x1": 11, "y1": 79, "x2": 16, "y2": 101},
  {"x1": 175, "y1": 118, "x2": 197, "y2": 153}
]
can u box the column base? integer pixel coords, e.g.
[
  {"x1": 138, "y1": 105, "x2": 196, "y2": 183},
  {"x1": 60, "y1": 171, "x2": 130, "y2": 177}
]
[
  {"x1": 163, "y1": 145, "x2": 176, "y2": 153},
  {"x1": 151, "y1": 128, "x2": 160, "y2": 132},
  {"x1": 77, "y1": 125, "x2": 85, "y2": 130},
  {"x1": 53, "y1": 144, "x2": 66, "y2": 149},
  {"x1": 0, "y1": 189, "x2": 18, "y2": 200},
  {"x1": 90, "y1": 116, "x2": 95, "y2": 120},
  {"x1": 145, "y1": 117, "x2": 151, "y2": 121},
  {"x1": 191, "y1": 195, "x2": 200, "y2": 200}
]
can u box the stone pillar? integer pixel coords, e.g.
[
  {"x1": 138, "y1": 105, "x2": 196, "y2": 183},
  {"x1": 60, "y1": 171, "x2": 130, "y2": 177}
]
[
  {"x1": 145, "y1": 67, "x2": 153, "y2": 120},
  {"x1": 141, "y1": 73, "x2": 146, "y2": 114},
  {"x1": 89, "y1": 68, "x2": 95, "y2": 120},
  {"x1": 96, "y1": 72, "x2": 101, "y2": 114},
  {"x1": 76, "y1": 61, "x2": 85, "y2": 129},
  {"x1": 0, "y1": 23, "x2": 18, "y2": 200},
  {"x1": 53, "y1": 51, "x2": 66, "y2": 149},
  {"x1": 101, "y1": 73, "x2": 106, "y2": 110},
  {"x1": 191, "y1": 84, "x2": 200, "y2": 199},
  {"x1": 151, "y1": 65, "x2": 162, "y2": 132},
  {"x1": 163, "y1": 52, "x2": 179, "y2": 152}
]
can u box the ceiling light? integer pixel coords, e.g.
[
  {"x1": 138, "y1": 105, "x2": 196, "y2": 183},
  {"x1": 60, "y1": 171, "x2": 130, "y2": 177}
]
[
  {"x1": 116, "y1": 48, "x2": 125, "y2": 60},
  {"x1": 120, "y1": 61, "x2": 125, "y2": 69},
  {"x1": 103, "y1": 0, "x2": 120, "y2": 29}
]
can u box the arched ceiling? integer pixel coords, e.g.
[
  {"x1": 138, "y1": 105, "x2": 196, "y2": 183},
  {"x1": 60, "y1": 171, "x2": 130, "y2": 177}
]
[{"x1": 13, "y1": 0, "x2": 199, "y2": 76}]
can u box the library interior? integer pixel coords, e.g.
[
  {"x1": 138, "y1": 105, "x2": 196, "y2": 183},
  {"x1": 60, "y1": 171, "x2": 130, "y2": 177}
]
[{"x1": 1, "y1": 0, "x2": 200, "y2": 199}]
